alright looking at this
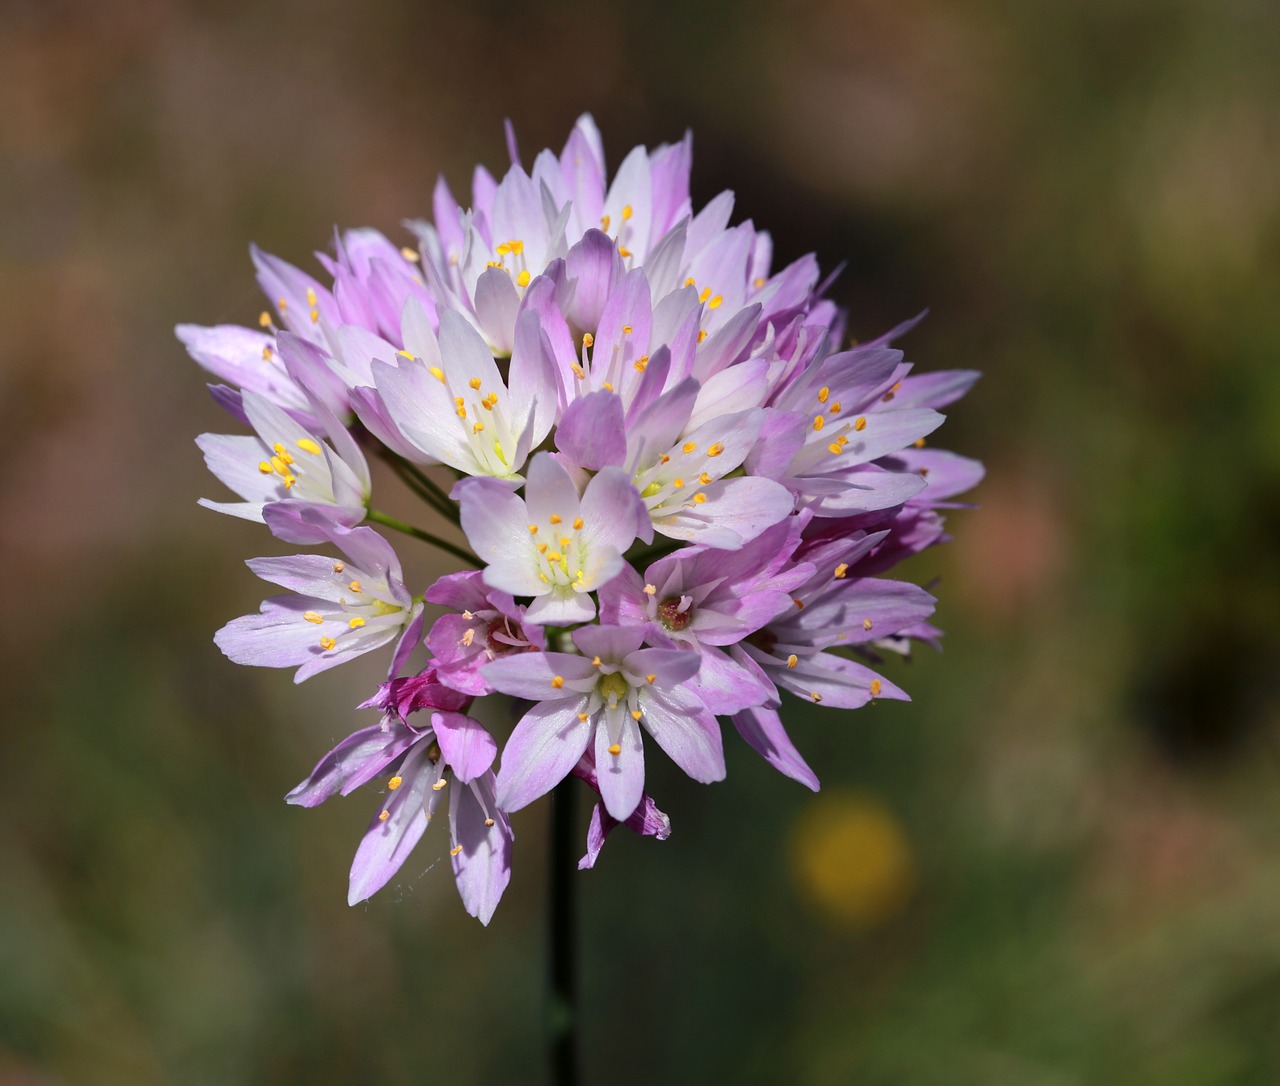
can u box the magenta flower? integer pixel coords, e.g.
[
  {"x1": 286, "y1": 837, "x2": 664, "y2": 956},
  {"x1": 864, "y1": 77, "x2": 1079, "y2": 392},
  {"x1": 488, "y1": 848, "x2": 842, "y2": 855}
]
[{"x1": 183, "y1": 114, "x2": 982, "y2": 924}]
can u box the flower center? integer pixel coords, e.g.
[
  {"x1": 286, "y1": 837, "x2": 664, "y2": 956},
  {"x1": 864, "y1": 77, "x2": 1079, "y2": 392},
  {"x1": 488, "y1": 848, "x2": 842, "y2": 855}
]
[
  {"x1": 656, "y1": 596, "x2": 693, "y2": 632},
  {"x1": 597, "y1": 672, "x2": 630, "y2": 707}
]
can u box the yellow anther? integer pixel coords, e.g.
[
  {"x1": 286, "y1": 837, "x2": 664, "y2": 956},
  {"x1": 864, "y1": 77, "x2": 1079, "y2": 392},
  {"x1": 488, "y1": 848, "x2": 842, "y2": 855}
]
[
  {"x1": 854, "y1": 416, "x2": 867, "y2": 431},
  {"x1": 600, "y1": 214, "x2": 611, "y2": 231},
  {"x1": 621, "y1": 204, "x2": 633, "y2": 221},
  {"x1": 457, "y1": 405, "x2": 467, "y2": 419},
  {"x1": 517, "y1": 269, "x2": 531, "y2": 287},
  {"x1": 528, "y1": 524, "x2": 539, "y2": 534},
  {"x1": 537, "y1": 543, "x2": 548, "y2": 554},
  {"x1": 810, "y1": 691, "x2": 823, "y2": 703},
  {"x1": 262, "y1": 345, "x2": 273, "y2": 361},
  {"x1": 682, "y1": 442, "x2": 697, "y2": 454},
  {"x1": 578, "y1": 712, "x2": 590, "y2": 723},
  {"x1": 634, "y1": 355, "x2": 648, "y2": 372},
  {"x1": 552, "y1": 675, "x2": 564, "y2": 689},
  {"x1": 396, "y1": 349, "x2": 414, "y2": 359},
  {"x1": 706, "y1": 443, "x2": 724, "y2": 457},
  {"x1": 508, "y1": 239, "x2": 523, "y2": 254},
  {"x1": 753, "y1": 277, "x2": 766, "y2": 288},
  {"x1": 348, "y1": 580, "x2": 363, "y2": 594},
  {"x1": 618, "y1": 246, "x2": 631, "y2": 258},
  {"x1": 659, "y1": 454, "x2": 671, "y2": 464},
  {"x1": 484, "y1": 818, "x2": 495, "y2": 827},
  {"x1": 388, "y1": 775, "x2": 403, "y2": 790},
  {"x1": 309, "y1": 307, "x2": 320, "y2": 324},
  {"x1": 460, "y1": 628, "x2": 475, "y2": 647},
  {"x1": 573, "y1": 517, "x2": 584, "y2": 530},
  {"x1": 319, "y1": 637, "x2": 336, "y2": 651},
  {"x1": 495, "y1": 242, "x2": 510, "y2": 255},
  {"x1": 400, "y1": 246, "x2": 419, "y2": 261},
  {"x1": 882, "y1": 381, "x2": 901, "y2": 402},
  {"x1": 685, "y1": 277, "x2": 697, "y2": 287},
  {"x1": 863, "y1": 618, "x2": 873, "y2": 631},
  {"x1": 828, "y1": 443, "x2": 844, "y2": 455},
  {"x1": 539, "y1": 573, "x2": 549, "y2": 583},
  {"x1": 486, "y1": 260, "x2": 502, "y2": 268},
  {"x1": 813, "y1": 415, "x2": 825, "y2": 431},
  {"x1": 870, "y1": 679, "x2": 882, "y2": 697},
  {"x1": 270, "y1": 455, "x2": 290, "y2": 475},
  {"x1": 794, "y1": 598, "x2": 805, "y2": 610},
  {"x1": 699, "y1": 472, "x2": 711, "y2": 485},
  {"x1": 591, "y1": 656, "x2": 603, "y2": 667},
  {"x1": 468, "y1": 377, "x2": 482, "y2": 390},
  {"x1": 560, "y1": 537, "x2": 572, "y2": 548},
  {"x1": 834, "y1": 563, "x2": 849, "y2": 579},
  {"x1": 837, "y1": 435, "x2": 849, "y2": 446},
  {"x1": 602, "y1": 382, "x2": 614, "y2": 391},
  {"x1": 277, "y1": 297, "x2": 288, "y2": 312},
  {"x1": 378, "y1": 809, "x2": 390, "y2": 822},
  {"x1": 348, "y1": 617, "x2": 365, "y2": 629},
  {"x1": 673, "y1": 477, "x2": 685, "y2": 489},
  {"x1": 449, "y1": 843, "x2": 463, "y2": 857},
  {"x1": 631, "y1": 710, "x2": 642, "y2": 721},
  {"x1": 297, "y1": 438, "x2": 322, "y2": 455},
  {"x1": 473, "y1": 422, "x2": 484, "y2": 434},
  {"x1": 829, "y1": 402, "x2": 841, "y2": 414},
  {"x1": 913, "y1": 437, "x2": 926, "y2": 448},
  {"x1": 303, "y1": 611, "x2": 324, "y2": 624},
  {"x1": 693, "y1": 492, "x2": 707, "y2": 504},
  {"x1": 697, "y1": 330, "x2": 708, "y2": 343},
  {"x1": 429, "y1": 366, "x2": 446, "y2": 382},
  {"x1": 608, "y1": 743, "x2": 622, "y2": 756},
  {"x1": 455, "y1": 396, "x2": 465, "y2": 408},
  {"x1": 818, "y1": 387, "x2": 830, "y2": 404},
  {"x1": 644, "y1": 583, "x2": 657, "y2": 595},
  {"x1": 621, "y1": 324, "x2": 633, "y2": 335},
  {"x1": 272, "y1": 442, "x2": 292, "y2": 459},
  {"x1": 432, "y1": 779, "x2": 447, "y2": 791},
  {"x1": 708, "y1": 295, "x2": 723, "y2": 309},
  {"x1": 258, "y1": 311, "x2": 273, "y2": 328},
  {"x1": 258, "y1": 461, "x2": 273, "y2": 474},
  {"x1": 549, "y1": 514, "x2": 562, "y2": 525},
  {"x1": 787, "y1": 654, "x2": 799, "y2": 669},
  {"x1": 306, "y1": 287, "x2": 317, "y2": 306},
  {"x1": 698, "y1": 287, "x2": 712, "y2": 303},
  {"x1": 332, "y1": 562, "x2": 345, "y2": 573},
  {"x1": 547, "y1": 551, "x2": 562, "y2": 563},
  {"x1": 644, "y1": 673, "x2": 657, "y2": 684},
  {"x1": 582, "y1": 332, "x2": 594, "y2": 349},
  {"x1": 640, "y1": 482, "x2": 663, "y2": 499}
]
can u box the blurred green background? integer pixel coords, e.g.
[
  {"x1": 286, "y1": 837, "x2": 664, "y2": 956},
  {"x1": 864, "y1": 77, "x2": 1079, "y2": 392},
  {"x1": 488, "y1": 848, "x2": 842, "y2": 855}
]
[{"x1": 3, "y1": 0, "x2": 1279, "y2": 1082}]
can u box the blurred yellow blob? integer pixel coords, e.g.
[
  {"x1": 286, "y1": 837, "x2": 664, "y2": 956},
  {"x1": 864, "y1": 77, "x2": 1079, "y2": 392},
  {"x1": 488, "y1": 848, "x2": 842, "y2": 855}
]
[{"x1": 790, "y1": 791, "x2": 917, "y2": 929}]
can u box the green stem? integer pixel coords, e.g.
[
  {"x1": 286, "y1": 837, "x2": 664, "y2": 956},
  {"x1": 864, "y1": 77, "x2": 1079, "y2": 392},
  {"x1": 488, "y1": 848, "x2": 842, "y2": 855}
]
[
  {"x1": 548, "y1": 779, "x2": 580, "y2": 1086},
  {"x1": 381, "y1": 453, "x2": 461, "y2": 524},
  {"x1": 366, "y1": 509, "x2": 480, "y2": 567}
]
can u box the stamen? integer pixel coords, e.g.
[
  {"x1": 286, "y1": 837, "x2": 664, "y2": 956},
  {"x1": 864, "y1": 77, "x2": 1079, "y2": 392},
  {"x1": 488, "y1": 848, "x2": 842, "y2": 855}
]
[
  {"x1": 644, "y1": 583, "x2": 657, "y2": 595},
  {"x1": 685, "y1": 277, "x2": 697, "y2": 287},
  {"x1": 348, "y1": 580, "x2": 363, "y2": 593},
  {"x1": 578, "y1": 712, "x2": 589, "y2": 722},
  {"x1": 634, "y1": 355, "x2": 648, "y2": 372},
  {"x1": 794, "y1": 598, "x2": 805, "y2": 610},
  {"x1": 829, "y1": 402, "x2": 841, "y2": 414},
  {"x1": 863, "y1": 618, "x2": 873, "y2": 631},
  {"x1": 257, "y1": 461, "x2": 273, "y2": 474},
  {"x1": 706, "y1": 442, "x2": 724, "y2": 457},
  {"x1": 810, "y1": 691, "x2": 823, "y2": 703},
  {"x1": 450, "y1": 844, "x2": 464, "y2": 856},
  {"x1": 673, "y1": 477, "x2": 684, "y2": 489},
  {"x1": 754, "y1": 277, "x2": 766, "y2": 288},
  {"x1": 599, "y1": 214, "x2": 611, "y2": 231},
  {"x1": 621, "y1": 325, "x2": 633, "y2": 336},
  {"x1": 818, "y1": 387, "x2": 830, "y2": 404},
  {"x1": 834, "y1": 563, "x2": 849, "y2": 579},
  {"x1": 468, "y1": 377, "x2": 482, "y2": 390},
  {"x1": 484, "y1": 818, "x2": 495, "y2": 827},
  {"x1": 319, "y1": 637, "x2": 336, "y2": 651},
  {"x1": 693, "y1": 493, "x2": 707, "y2": 504},
  {"x1": 460, "y1": 628, "x2": 475, "y2": 647},
  {"x1": 297, "y1": 438, "x2": 322, "y2": 455},
  {"x1": 870, "y1": 679, "x2": 882, "y2": 697},
  {"x1": 388, "y1": 775, "x2": 403, "y2": 790},
  {"x1": 697, "y1": 330, "x2": 708, "y2": 343},
  {"x1": 828, "y1": 443, "x2": 844, "y2": 455},
  {"x1": 621, "y1": 204, "x2": 633, "y2": 221},
  {"x1": 303, "y1": 611, "x2": 324, "y2": 624},
  {"x1": 348, "y1": 617, "x2": 365, "y2": 629},
  {"x1": 914, "y1": 437, "x2": 926, "y2": 448},
  {"x1": 644, "y1": 673, "x2": 656, "y2": 684},
  {"x1": 699, "y1": 472, "x2": 711, "y2": 485},
  {"x1": 306, "y1": 288, "x2": 317, "y2": 306},
  {"x1": 572, "y1": 517, "x2": 584, "y2": 530},
  {"x1": 517, "y1": 270, "x2": 531, "y2": 287},
  {"x1": 379, "y1": 810, "x2": 390, "y2": 822},
  {"x1": 551, "y1": 675, "x2": 564, "y2": 689},
  {"x1": 682, "y1": 442, "x2": 697, "y2": 454},
  {"x1": 698, "y1": 287, "x2": 712, "y2": 303},
  {"x1": 400, "y1": 246, "x2": 419, "y2": 261},
  {"x1": 473, "y1": 422, "x2": 484, "y2": 434},
  {"x1": 258, "y1": 311, "x2": 273, "y2": 328},
  {"x1": 813, "y1": 415, "x2": 825, "y2": 431},
  {"x1": 631, "y1": 710, "x2": 642, "y2": 721},
  {"x1": 432, "y1": 779, "x2": 447, "y2": 791},
  {"x1": 618, "y1": 246, "x2": 631, "y2": 258},
  {"x1": 608, "y1": 743, "x2": 622, "y2": 756},
  {"x1": 262, "y1": 346, "x2": 273, "y2": 360},
  {"x1": 396, "y1": 350, "x2": 414, "y2": 359},
  {"x1": 309, "y1": 308, "x2": 319, "y2": 324},
  {"x1": 708, "y1": 295, "x2": 723, "y2": 309},
  {"x1": 332, "y1": 562, "x2": 345, "y2": 573},
  {"x1": 591, "y1": 656, "x2": 602, "y2": 667},
  {"x1": 528, "y1": 524, "x2": 539, "y2": 534},
  {"x1": 549, "y1": 514, "x2": 562, "y2": 525},
  {"x1": 854, "y1": 416, "x2": 867, "y2": 431},
  {"x1": 582, "y1": 332, "x2": 594, "y2": 349},
  {"x1": 429, "y1": 366, "x2": 446, "y2": 382}
]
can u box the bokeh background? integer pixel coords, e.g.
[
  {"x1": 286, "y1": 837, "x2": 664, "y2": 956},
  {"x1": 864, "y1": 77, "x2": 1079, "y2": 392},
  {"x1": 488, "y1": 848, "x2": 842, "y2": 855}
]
[{"x1": 3, "y1": 0, "x2": 1279, "y2": 1082}]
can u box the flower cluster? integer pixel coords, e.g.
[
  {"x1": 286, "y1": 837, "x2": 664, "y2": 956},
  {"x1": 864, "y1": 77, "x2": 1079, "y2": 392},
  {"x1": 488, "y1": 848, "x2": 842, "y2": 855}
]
[{"x1": 182, "y1": 116, "x2": 981, "y2": 924}]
